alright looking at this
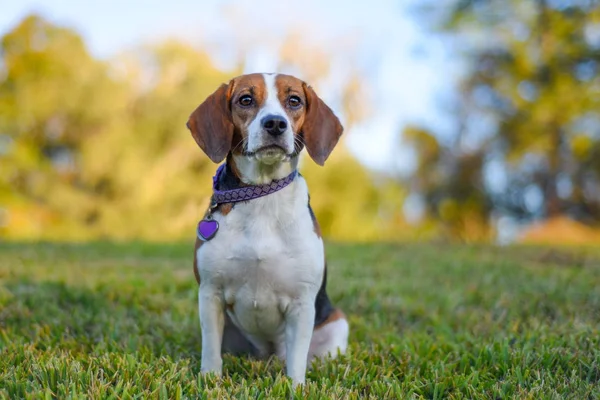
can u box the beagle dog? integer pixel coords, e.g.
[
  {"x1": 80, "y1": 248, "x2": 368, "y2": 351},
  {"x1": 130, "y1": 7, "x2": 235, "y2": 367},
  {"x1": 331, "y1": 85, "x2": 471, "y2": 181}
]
[{"x1": 187, "y1": 73, "x2": 349, "y2": 386}]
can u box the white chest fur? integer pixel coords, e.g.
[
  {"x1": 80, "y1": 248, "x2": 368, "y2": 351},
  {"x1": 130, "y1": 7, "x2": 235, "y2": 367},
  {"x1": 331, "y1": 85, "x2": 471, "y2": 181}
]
[{"x1": 196, "y1": 176, "x2": 324, "y2": 339}]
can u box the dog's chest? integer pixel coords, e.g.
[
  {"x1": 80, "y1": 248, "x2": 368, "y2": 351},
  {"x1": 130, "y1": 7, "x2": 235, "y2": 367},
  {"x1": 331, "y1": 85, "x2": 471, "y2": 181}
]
[{"x1": 196, "y1": 178, "x2": 324, "y2": 332}]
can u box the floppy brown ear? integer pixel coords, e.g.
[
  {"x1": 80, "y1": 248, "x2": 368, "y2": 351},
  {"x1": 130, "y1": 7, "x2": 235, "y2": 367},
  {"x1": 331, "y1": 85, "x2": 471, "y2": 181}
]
[
  {"x1": 186, "y1": 83, "x2": 234, "y2": 163},
  {"x1": 301, "y1": 83, "x2": 344, "y2": 166}
]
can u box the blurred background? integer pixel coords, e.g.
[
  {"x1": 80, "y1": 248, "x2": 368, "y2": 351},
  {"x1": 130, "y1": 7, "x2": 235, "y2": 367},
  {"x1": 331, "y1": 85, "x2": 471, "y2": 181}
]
[{"x1": 1, "y1": 0, "x2": 599, "y2": 245}]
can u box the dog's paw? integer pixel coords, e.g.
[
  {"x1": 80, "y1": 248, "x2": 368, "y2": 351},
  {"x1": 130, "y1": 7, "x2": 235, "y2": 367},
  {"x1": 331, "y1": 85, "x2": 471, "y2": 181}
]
[{"x1": 200, "y1": 363, "x2": 223, "y2": 377}]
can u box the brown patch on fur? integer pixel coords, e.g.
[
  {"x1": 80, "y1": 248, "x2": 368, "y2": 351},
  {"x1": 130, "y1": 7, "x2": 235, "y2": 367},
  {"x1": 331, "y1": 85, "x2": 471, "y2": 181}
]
[
  {"x1": 193, "y1": 235, "x2": 203, "y2": 284},
  {"x1": 314, "y1": 308, "x2": 346, "y2": 331},
  {"x1": 301, "y1": 83, "x2": 344, "y2": 166},
  {"x1": 308, "y1": 204, "x2": 321, "y2": 238},
  {"x1": 187, "y1": 83, "x2": 234, "y2": 163},
  {"x1": 228, "y1": 73, "x2": 267, "y2": 154},
  {"x1": 219, "y1": 203, "x2": 233, "y2": 216},
  {"x1": 313, "y1": 218, "x2": 322, "y2": 238},
  {"x1": 275, "y1": 74, "x2": 307, "y2": 134}
]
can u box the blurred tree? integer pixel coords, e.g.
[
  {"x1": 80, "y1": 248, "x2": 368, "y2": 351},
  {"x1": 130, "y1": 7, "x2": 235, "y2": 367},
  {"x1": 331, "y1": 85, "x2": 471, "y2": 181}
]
[
  {"x1": 0, "y1": 14, "x2": 126, "y2": 238},
  {"x1": 301, "y1": 146, "x2": 408, "y2": 242},
  {"x1": 403, "y1": 126, "x2": 491, "y2": 240},
  {"x1": 80, "y1": 41, "x2": 239, "y2": 240},
  {"x1": 0, "y1": 15, "x2": 237, "y2": 240},
  {"x1": 408, "y1": 0, "x2": 600, "y2": 240}
]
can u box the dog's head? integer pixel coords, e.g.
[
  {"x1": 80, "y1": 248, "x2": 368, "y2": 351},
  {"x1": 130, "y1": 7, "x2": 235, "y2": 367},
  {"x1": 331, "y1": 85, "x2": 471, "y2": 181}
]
[{"x1": 186, "y1": 73, "x2": 343, "y2": 166}]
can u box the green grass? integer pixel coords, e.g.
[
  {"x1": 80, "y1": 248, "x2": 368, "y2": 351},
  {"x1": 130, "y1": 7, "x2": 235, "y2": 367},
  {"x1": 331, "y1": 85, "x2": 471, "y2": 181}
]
[{"x1": 0, "y1": 242, "x2": 599, "y2": 399}]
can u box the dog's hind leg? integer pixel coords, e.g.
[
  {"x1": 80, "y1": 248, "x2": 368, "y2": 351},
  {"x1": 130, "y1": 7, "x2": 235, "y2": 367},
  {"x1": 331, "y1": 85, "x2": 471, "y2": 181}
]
[{"x1": 308, "y1": 308, "x2": 349, "y2": 361}]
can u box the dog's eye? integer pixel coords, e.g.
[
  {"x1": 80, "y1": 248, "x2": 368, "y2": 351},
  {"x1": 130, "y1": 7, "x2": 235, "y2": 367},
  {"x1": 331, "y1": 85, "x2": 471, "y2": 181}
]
[
  {"x1": 239, "y1": 95, "x2": 253, "y2": 107},
  {"x1": 288, "y1": 96, "x2": 302, "y2": 109}
]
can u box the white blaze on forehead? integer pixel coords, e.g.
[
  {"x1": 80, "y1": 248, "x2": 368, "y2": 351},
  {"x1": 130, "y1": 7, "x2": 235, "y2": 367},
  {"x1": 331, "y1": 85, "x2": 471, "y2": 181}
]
[{"x1": 260, "y1": 73, "x2": 288, "y2": 120}]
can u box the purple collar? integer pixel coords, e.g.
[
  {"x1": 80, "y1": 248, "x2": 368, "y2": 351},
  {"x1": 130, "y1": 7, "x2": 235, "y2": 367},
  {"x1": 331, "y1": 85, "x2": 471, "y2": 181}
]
[{"x1": 211, "y1": 164, "x2": 298, "y2": 205}]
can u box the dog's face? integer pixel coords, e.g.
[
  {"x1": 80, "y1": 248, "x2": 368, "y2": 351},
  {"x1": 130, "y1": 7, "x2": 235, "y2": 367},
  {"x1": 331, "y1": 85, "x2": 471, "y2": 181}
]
[
  {"x1": 232, "y1": 74, "x2": 304, "y2": 165},
  {"x1": 187, "y1": 73, "x2": 343, "y2": 166}
]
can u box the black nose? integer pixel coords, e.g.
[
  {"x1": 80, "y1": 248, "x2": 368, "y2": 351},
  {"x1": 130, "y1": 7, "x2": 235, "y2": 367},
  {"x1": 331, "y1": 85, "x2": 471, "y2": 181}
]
[{"x1": 261, "y1": 115, "x2": 288, "y2": 136}]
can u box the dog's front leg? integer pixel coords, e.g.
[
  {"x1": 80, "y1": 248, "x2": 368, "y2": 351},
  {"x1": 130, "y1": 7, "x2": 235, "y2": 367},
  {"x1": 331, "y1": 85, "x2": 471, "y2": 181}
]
[
  {"x1": 198, "y1": 285, "x2": 225, "y2": 376},
  {"x1": 285, "y1": 298, "x2": 316, "y2": 387}
]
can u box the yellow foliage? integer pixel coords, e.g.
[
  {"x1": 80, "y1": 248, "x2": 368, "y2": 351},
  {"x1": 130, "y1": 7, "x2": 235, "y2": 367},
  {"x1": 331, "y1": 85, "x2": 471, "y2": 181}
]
[
  {"x1": 571, "y1": 135, "x2": 593, "y2": 160},
  {"x1": 519, "y1": 216, "x2": 600, "y2": 246},
  {"x1": 0, "y1": 14, "x2": 408, "y2": 243}
]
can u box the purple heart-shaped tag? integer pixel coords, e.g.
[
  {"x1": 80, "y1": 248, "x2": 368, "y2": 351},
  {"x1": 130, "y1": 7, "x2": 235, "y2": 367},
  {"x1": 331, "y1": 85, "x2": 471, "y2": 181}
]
[{"x1": 197, "y1": 219, "x2": 219, "y2": 241}]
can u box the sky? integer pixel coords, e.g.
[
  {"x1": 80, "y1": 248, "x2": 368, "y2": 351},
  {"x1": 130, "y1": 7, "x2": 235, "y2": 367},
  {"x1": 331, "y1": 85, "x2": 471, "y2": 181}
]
[{"x1": 0, "y1": 0, "x2": 456, "y2": 173}]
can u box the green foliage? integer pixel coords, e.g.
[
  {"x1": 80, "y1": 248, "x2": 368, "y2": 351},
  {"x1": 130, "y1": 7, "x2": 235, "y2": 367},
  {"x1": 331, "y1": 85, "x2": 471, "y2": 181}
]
[
  {"x1": 1, "y1": 242, "x2": 599, "y2": 398},
  {"x1": 410, "y1": 0, "x2": 600, "y2": 240}
]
